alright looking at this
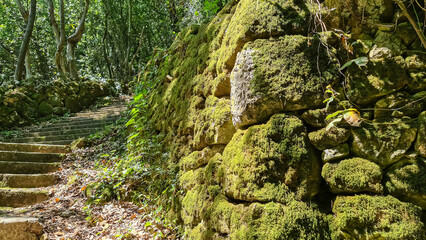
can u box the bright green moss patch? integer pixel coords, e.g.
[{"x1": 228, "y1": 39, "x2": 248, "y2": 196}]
[
  {"x1": 216, "y1": 0, "x2": 311, "y2": 72},
  {"x1": 230, "y1": 35, "x2": 338, "y2": 128},
  {"x1": 210, "y1": 195, "x2": 330, "y2": 240},
  {"x1": 331, "y1": 195, "x2": 425, "y2": 240},
  {"x1": 193, "y1": 96, "x2": 236, "y2": 149},
  {"x1": 220, "y1": 114, "x2": 320, "y2": 203},
  {"x1": 308, "y1": 125, "x2": 350, "y2": 151},
  {"x1": 322, "y1": 157, "x2": 383, "y2": 194},
  {"x1": 385, "y1": 157, "x2": 426, "y2": 209}
]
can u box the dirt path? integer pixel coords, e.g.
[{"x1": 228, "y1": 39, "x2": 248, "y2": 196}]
[{"x1": 5, "y1": 147, "x2": 178, "y2": 240}]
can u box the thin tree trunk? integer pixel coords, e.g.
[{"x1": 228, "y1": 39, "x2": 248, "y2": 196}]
[
  {"x1": 67, "y1": 0, "x2": 90, "y2": 80},
  {"x1": 48, "y1": 0, "x2": 67, "y2": 74},
  {"x1": 14, "y1": 0, "x2": 36, "y2": 83},
  {"x1": 25, "y1": 52, "x2": 32, "y2": 78}
]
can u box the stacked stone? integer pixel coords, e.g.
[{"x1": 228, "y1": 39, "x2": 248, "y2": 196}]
[
  {"x1": 0, "y1": 78, "x2": 115, "y2": 128},
  {"x1": 145, "y1": 0, "x2": 425, "y2": 239}
]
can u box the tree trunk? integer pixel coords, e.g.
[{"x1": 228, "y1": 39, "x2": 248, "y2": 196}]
[
  {"x1": 25, "y1": 52, "x2": 32, "y2": 79},
  {"x1": 48, "y1": 0, "x2": 67, "y2": 74},
  {"x1": 14, "y1": 0, "x2": 36, "y2": 83},
  {"x1": 67, "y1": 0, "x2": 90, "y2": 80}
]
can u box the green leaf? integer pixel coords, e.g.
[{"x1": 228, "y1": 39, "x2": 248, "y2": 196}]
[
  {"x1": 325, "y1": 110, "x2": 344, "y2": 120},
  {"x1": 339, "y1": 57, "x2": 369, "y2": 71},
  {"x1": 354, "y1": 56, "x2": 369, "y2": 67}
]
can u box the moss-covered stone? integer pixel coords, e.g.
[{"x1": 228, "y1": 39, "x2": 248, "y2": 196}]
[
  {"x1": 322, "y1": 143, "x2": 350, "y2": 163},
  {"x1": 385, "y1": 156, "x2": 426, "y2": 209},
  {"x1": 324, "y1": 0, "x2": 394, "y2": 37},
  {"x1": 181, "y1": 184, "x2": 212, "y2": 227},
  {"x1": 330, "y1": 195, "x2": 425, "y2": 240},
  {"x1": 217, "y1": 0, "x2": 310, "y2": 72},
  {"x1": 231, "y1": 36, "x2": 338, "y2": 128},
  {"x1": 210, "y1": 195, "x2": 330, "y2": 240},
  {"x1": 37, "y1": 101, "x2": 53, "y2": 116},
  {"x1": 322, "y1": 157, "x2": 383, "y2": 194},
  {"x1": 193, "y1": 96, "x2": 236, "y2": 149},
  {"x1": 351, "y1": 120, "x2": 417, "y2": 168},
  {"x1": 346, "y1": 55, "x2": 409, "y2": 105},
  {"x1": 179, "y1": 145, "x2": 225, "y2": 171},
  {"x1": 374, "y1": 91, "x2": 423, "y2": 119},
  {"x1": 415, "y1": 111, "x2": 426, "y2": 158},
  {"x1": 301, "y1": 105, "x2": 341, "y2": 128},
  {"x1": 180, "y1": 168, "x2": 205, "y2": 192},
  {"x1": 220, "y1": 114, "x2": 320, "y2": 203},
  {"x1": 308, "y1": 126, "x2": 350, "y2": 151}
]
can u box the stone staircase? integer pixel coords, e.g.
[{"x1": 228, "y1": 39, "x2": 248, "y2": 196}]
[{"x1": 0, "y1": 100, "x2": 127, "y2": 239}]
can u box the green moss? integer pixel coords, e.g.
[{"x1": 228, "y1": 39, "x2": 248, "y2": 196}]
[
  {"x1": 351, "y1": 119, "x2": 417, "y2": 168},
  {"x1": 331, "y1": 195, "x2": 425, "y2": 240},
  {"x1": 181, "y1": 184, "x2": 211, "y2": 226},
  {"x1": 179, "y1": 168, "x2": 205, "y2": 191},
  {"x1": 209, "y1": 195, "x2": 330, "y2": 240},
  {"x1": 322, "y1": 157, "x2": 383, "y2": 194},
  {"x1": 385, "y1": 157, "x2": 426, "y2": 209},
  {"x1": 193, "y1": 96, "x2": 235, "y2": 149},
  {"x1": 220, "y1": 114, "x2": 319, "y2": 203},
  {"x1": 179, "y1": 145, "x2": 225, "y2": 171},
  {"x1": 231, "y1": 35, "x2": 338, "y2": 128},
  {"x1": 217, "y1": 0, "x2": 310, "y2": 71},
  {"x1": 308, "y1": 125, "x2": 350, "y2": 151}
]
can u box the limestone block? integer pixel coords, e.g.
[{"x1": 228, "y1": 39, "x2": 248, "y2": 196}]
[
  {"x1": 322, "y1": 157, "x2": 383, "y2": 194},
  {"x1": 385, "y1": 156, "x2": 426, "y2": 209},
  {"x1": 230, "y1": 36, "x2": 338, "y2": 128},
  {"x1": 220, "y1": 114, "x2": 320, "y2": 203},
  {"x1": 330, "y1": 195, "x2": 425, "y2": 239},
  {"x1": 351, "y1": 120, "x2": 417, "y2": 168}
]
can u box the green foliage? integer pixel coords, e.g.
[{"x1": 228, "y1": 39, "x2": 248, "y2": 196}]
[{"x1": 339, "y1": 56, "x2": 369, "y2": 71}]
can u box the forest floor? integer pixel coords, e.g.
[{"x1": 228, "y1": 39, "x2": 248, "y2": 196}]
[{"x1": 5, "y1": 145, "x2": 178, "y2": 240}]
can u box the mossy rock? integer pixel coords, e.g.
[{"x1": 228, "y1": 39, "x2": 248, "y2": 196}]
[
  {"x1": 322, "y1": 157, "x2": 383, "y2": 194},
  {"x1": 65, "y1": 95, "x2": 83, "y2": 113},
  {"x1": 308, "y1": 125, "x2": 350, "y2": 151},
  {"x1": 373, "y1": 31, "x2": 407, "y2": 56},
  {"x1": 38, "y1": 101, "x2": 53, "y2": 116},
  {"x1": 385, "y1": 156, "x2": 426, "y2": 210},
  {"x1": 346, "y1": 56, "x2": 409, "y2": 105},
  {"x1": 324, "y1": 0, "x2": 394, "y2": 37},
  {"x1": 330, "y1": 195, "x2": 425, "y2": 240},
  {"x1": 179, "y1": 145, "x2": 225, "y2": 171},
  {"x1": 220, "y1": 114, "x2": 320, "y2": 203},
  {"x1": 351, "y1": 120, "x2": 417, "y2": 168},
  {"x1": 180, "y1": 168, "x2": 206, "y2": 192},
  {"x1": 217, "y1": 0, "x2": 310, "y2": 71},
  {"x1": 181, "y1": 184, "x2": 213, "y2": 227},
  {"x1": 210, "y1": 195, "x2": 330, "y2": 240},
  {"x1": 415, "y1": 111, "x2": 426, "y2": 157},
  {"x1": 374, "y1": 91, "x2": 423, "y2": 119},
  {"x1": 230, "y1": 36, "x2": 338, "y2": 128},
  {"x1": 193, "y1": 96, "x2": 236, "y2": 149},
  {"x1": 322, "y1": 143, "x2": 350, "y2": 163}
]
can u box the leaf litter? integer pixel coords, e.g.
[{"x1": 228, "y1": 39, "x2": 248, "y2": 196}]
[{"x1": 5, "y1": 146, "x2": 179, "y2": 240}]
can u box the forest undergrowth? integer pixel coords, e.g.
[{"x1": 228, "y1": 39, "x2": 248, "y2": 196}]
[{"x1": 5, "y1": 113, "x2": 180, "y2": 239}]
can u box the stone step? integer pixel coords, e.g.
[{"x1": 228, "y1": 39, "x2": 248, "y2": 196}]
[
  {"x1": 0, "y1": 174, "x2": 56, "y2": 188},
  {"x1": 0, "y1": 216, "x2": 43, "y2": 240},
  {"x1": 0, "y1": 188, "x2": 49, "y2": 207},
  {"x1": 0, "y1": 151, "x2": 63, "y2": 163},
  {"x1": 0, "y1": 143, "x2": 67, "y2": 154},
  {"x1": 21, "y1": 127, "x2": 102, "y2": 138},
  {"x1": 27, "y1": 121, "x2": 115, "y2": 133},
  {"x1": 49, "y1": 115, "x2": 119, "y2": 125},
  {"x1": 37, "y1": 140, "x2": 73, "y2": 145},
  {"x1": 0, "y1": 162, "x2": 60, "y2": 174},
  {"x1": 3, "y1": 134, "x2": 93, "y2": 143}
]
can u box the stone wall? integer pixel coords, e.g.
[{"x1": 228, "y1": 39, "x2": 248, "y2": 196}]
[
  {"x1": 0, "y1": 78, "x2": 115, "y2": 129},
  {"x1": 144, "y1": 0, "x2": 425, "y2": 239}
]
